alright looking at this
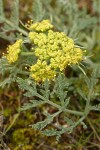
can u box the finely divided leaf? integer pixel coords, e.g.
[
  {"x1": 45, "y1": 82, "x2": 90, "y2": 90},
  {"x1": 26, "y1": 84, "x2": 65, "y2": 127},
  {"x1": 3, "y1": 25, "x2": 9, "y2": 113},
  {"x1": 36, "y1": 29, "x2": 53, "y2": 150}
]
[
  {"x1": 0, "y1": 0, "x2": 5, "y2": 20},
  {"x1": 64, "y1": 117, "x2": 74, "y2": 126},
  {"x1": 32, "y1": 0, "x2": 44, "y2": 21},
  {"x1": 42, "y1": 128, "x2": 58, "y2": 136},
  {"x1": 42, "y1": 128, "x2": 62, "y2": 141},
  {"x1": 40, "y1": 79, "x2": 50, "y2": 99},
  {"x1": 17, "y1": 77, "x2": 35, "y2": 90},
  {"x1": 10, "y1": 0, "x2": 19, "y2": 26},
  {"x1": 91, "y1": 103, "x2": 100, "y2": 111},
  {"x1": 54, "y1": 74, "x2": 69, "y2": 106},
  {"x1": 0, "y1": 77, "x2": 11, "y2": 88},
  {"x1": 31, "y1": 116, "x2": 53, "y2": 130},
  {"x1": 20, "y1": 100, "x2": 45, "y2": 111}
]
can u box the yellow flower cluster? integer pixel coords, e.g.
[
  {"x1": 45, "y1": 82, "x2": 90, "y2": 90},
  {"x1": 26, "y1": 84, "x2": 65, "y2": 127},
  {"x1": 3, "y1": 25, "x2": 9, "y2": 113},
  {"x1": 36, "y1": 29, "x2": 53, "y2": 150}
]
[
  {"x1": 29, "y1": 20, "x2": 83, "y2": 82},
  {"x1": 29, "y1": 20, "x2": 53, "y2": 32},
  {"x1": 30, "y1": 60, "x2": 56, "y2": 82},
  {"x1": 6, "y1": 39, "x2": 22, "y2": 64},
  {"x1": 5, "y1": 20, "x2": 84, "y2": 82}
]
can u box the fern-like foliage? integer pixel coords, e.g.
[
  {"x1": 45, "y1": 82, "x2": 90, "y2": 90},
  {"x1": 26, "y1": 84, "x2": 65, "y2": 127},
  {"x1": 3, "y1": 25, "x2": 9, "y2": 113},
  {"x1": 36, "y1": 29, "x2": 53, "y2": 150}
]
[
  {"x1": 90, "y1": 104, "x2": 100, "y2": 111},
  {"x1": 0, "y1": 0, "x2": 4, "y2": 19},
  {"x1": 0, "y1": 0, "x2": 28, "y2": 41},
  {"x1": 15, "y1": 64, "x2": 100, "y2": 139},
  {"x1": 0, "y1": 52, "x2": 36, "y2": 87},
  {"x1": 31, "y1": 111, "x2": 61, "y2": 130},
  {"x1": 32, "y1": 0, "x2": 45, "y2": 21},
  {"x1": 0, "y1": 0, "x2": 100, "y2": 140},
  {"x1": 10, "y1": 0, "x2": 19, "y2": 26}
]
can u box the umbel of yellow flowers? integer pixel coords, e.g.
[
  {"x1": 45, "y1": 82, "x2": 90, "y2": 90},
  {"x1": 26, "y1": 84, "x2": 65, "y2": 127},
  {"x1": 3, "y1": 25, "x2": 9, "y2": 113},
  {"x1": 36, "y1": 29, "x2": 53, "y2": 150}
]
[{"x1": 6, "y1": 20, "x2": 84, "y2": 82}]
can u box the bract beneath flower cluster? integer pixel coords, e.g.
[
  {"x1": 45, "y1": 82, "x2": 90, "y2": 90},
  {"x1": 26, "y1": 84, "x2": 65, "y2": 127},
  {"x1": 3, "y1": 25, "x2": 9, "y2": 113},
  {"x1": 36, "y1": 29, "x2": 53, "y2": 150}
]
[{"x1": 29, "y1": 20, "x2": 83, "y2": 82}]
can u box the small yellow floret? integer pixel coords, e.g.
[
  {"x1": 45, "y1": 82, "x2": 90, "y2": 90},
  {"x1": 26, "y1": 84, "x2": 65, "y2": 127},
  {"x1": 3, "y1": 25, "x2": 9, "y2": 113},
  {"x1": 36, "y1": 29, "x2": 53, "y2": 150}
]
[
  {"x1": 29, "y1": 20, "x2": 53, "y2": 32},
  {"x1": 6, "y1": 39, "x2": 22, "y2": 63}
]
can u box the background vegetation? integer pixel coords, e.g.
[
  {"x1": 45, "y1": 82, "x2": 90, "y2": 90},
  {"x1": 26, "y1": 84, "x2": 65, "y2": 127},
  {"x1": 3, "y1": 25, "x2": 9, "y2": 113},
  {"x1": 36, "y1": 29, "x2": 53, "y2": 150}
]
[{"x1": 0, "y1": 0, "x2": 100, "y2": 150}]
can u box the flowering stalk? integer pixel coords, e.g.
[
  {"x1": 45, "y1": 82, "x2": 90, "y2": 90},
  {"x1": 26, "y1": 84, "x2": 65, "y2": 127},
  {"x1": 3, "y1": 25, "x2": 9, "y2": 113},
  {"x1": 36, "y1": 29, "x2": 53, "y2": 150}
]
[
  {"x1": 1, "y1": 19, "x2": 100, "y2": 140},
  {"x1": 5, "y1": 20, "x2": 84, "y2": 83}
]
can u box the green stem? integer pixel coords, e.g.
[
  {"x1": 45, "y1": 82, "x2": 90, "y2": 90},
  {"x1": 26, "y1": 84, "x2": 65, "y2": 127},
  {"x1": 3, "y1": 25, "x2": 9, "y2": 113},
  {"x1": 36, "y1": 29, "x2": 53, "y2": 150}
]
[
  {"x1": 35, "y1": 93, "x2": 84, "y2": 116},
  {"x1": 21, "y1": 52, "x2": 34, "y2": 56},
  {"x1": 85, "y1": 86, "x2": 93, "y2": 116},
  {"x1": 59, "y1": 116, "x2": 86, "y2": 135},
  {"x1": 5, "y1": 113, "x2": 19, "y2": 134},
  {"x1": 52, "y1": 110, "x2": 62, "y2": 118},
  {"x1": 63, "y1": 108, "x2": 84, "y2": 116},
  {"x1": 47, "y1": 100, "x2": 83, "y2": 116},
  {"x1": 74, "y1": 116, "x2": 86, "y2": 127}
]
